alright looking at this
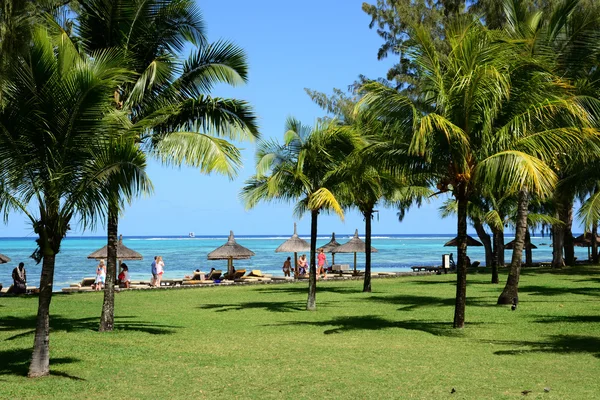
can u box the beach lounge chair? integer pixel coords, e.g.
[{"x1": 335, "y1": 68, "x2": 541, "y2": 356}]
[
  {"x1": 206, "y1": 269, "x2": 222, "y2": 280},
  {"x1": 62, "y1": 277, "x2": 96, "y2": 292},
  {"x1": 223, "y1": 269, "x2": 246, "y2": 280},
  {"x1": 236, "y1": 270, "x2": 272, "y2": 282}
]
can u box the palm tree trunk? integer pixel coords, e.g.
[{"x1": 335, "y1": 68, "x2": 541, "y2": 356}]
[
  {"x1": 491, "y1": 227, "x2": 502, "y2": 284},
  {"x1": 498, "y1": 190, "x2": 528, "y2": 304},
  {"x1": 474, "y1": 221, "x2": 492, "y2": 269},
  {"x1": 562, "y1": 197, "x2": 575, "y2": 265},
  {"x1": 306, "y1": 209, "x2": 318, "y2": 311},
  {"x1": 363, "y1": 209, "x2": 372, "y2": 293},
  {"x1": 100, "y1": 203, "x2": 118, "y2": 332},
  {"x1": 551, "y1": 219, "x2": 565, "y2": 268},
  {"x1": 28, "y1": 252, "x2": 56, "y2": 377},
  {"x1": 592, "y1": 221, "x2": 598, "y2": 263},
  {"x1": 453, "y1": 186, "x2": 468, "y2": 328},
  {"x1": 525, "y1": 229, "x2": 533, "y2": 267}
]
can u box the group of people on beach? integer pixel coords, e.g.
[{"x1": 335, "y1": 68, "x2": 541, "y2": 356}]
[
  {"x1": 282, "y1": 248, "x2": 329, "y2": 278},
  {"x1": 150, "y1": 255, "x2": 165, "y2": 287},
  {"x1": 93, "y1": 260, "x2": 131, "y2": 290}
]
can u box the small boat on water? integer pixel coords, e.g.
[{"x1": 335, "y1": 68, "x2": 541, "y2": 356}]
[{"x1": 189, "y1": 232, "x2": 195, "y2": 238}]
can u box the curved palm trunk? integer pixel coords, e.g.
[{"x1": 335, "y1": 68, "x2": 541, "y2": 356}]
[
  {"x1": 525, "y1": 230, "x2": 533, "y2": 268},
  {"x1": 551, "y1": 220, "x2": 565, "y2": 268},
  {"x1": 28, "y1": 251, "x2": 56, "y2": 377},
  {"x1": 453, "y1": 187, "x2": 468, "y2": 329},
  {"x1": 491, "y1": 227, "x2": 503, "y2": 284},
  {"x1": 363, "y1": 208, "x2": 373, "y2": 293},
  {"x1": 498, "y1": 190, "x2": 528, "y2": 304},
  {"x1": 474, "y1": 221, "x2": 492, "y2": 269},
  {"x1": 306, "y1": 209, "x2": 318, "y2": 311},
  {"x1": 562, "y1": 198, "x2": 575, "y2": 265},
  {"x1": 592, "y1": 221, "x2": 598, "y2": 263},
  {"x1": 100, "y1": 203, "x2": 118, "y2": 332}
]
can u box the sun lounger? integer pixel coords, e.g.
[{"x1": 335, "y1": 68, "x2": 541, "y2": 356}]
[
  {"x1": 331, "y1": 264, "x2": 350, "y2": 272},
  {"x1": 206, "y1": 270, "x2": 222, "y2": 280},
  {"x1": 223, "y1": 269, "x2": 246, "y2": 280},
  {"x1": 69, "y1": 277, "x2": 96, "y2": 288}
]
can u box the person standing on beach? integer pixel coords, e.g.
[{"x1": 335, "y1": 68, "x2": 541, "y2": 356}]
[
  {"x1": 95, "y1": 260, "x2": 106, "y2": 291},
  {"x1": 11, "y1": 262, "x2": 27, "y2": 294},
  {"x1": 298, "y1": 254, "x2": 308, "y2": 276},
  {"x1": 150, "y1": 256, "x2": 157, "y2": 286},
  {"x1": 317, "y1": 248, "x2": 327, "y2": 278},
  {"x1": 282, "y1": 257, "x2": 292, "y2": 277},
  {"x1": 155, "y1": 256, "x2": 165, "y2": 287}
]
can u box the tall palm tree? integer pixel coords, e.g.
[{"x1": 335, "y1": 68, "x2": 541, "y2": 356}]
[
  {"x1": 0, "y1": 27, "x2": 149, "y2": 377},
  {"x1": 241, "y1": 117, "x2": 359, "y2": 310},
  {"x1": 360, "y1": 17, "x2": 595, "y2": 326},
  {"x1": 72, "y1": 0, "x2": 259, "y2": 331}
]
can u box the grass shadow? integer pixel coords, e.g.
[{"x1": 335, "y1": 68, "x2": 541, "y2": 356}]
[
  {"x1": 199, "y1": 300, "x2": 337, "y2": 313},
  {"x1": 0, "y1": 348, "x2": 82, "y2": 378},
  {"x1": 277, "y1": 315, "x2": 464, "y2": 337},
  {"x1": 367, "y1": 294, "x2": 492, "y2": 311},
  {"x1": 519, "y1": 285, "x2": 600, "y2": 297},
  {"x1": 0, "y1": 315, "x2": 179, "y2": 340},
  {"x1": 492, "y1": 335, "x2": 600, "y2": 358},
  {"x1": 520, "y1": 266, "x2": 600, "y2": 277},
  {"x1": 534, "y1": 315, "x2": 600, "y2": 324},
  {"x1": 254, "y1": 286, "x2": 359, "y2": 295}
]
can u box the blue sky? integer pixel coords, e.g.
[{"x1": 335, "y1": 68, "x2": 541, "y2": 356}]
[{"x1": 2, "y1": 0, "x2": 563, "y2": 237}]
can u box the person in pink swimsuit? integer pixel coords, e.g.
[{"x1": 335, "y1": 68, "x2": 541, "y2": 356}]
[{"x1": 317, "y1": 248, "x2": 327, "y2": 278}]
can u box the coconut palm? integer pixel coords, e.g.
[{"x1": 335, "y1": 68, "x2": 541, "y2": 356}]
[
  {"x1": 0, "y1": 27, "x2": 149, "y2": 377},
  {"x1": 72, "y1": 0, "x2": 259, "y2": 331},
  {"x1": 360, "y1": 16, "x2": 597, "y2": 326},
  {"x1": 241, "y1": 117, "x2": 359, "y2": 310}
]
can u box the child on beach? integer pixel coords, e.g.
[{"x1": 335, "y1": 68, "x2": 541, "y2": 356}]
[
  {"x1": 317, "y1": 248, "x2": 327, "y2": 278},
  {"x1": 95, "y1": 260, "x2": 106, "y2": 291},
  {"x1": 282, "y1": 257, "x2": 292, "y2": 277}
]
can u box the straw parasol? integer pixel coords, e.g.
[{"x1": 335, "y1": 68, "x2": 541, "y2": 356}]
[
  {"x1": 321, "y1": 232, "x2": 341, "y2": 264},
  {"x1": 207, "y1": 231, "x2": 255, "y2": 277},
  {"x1": 573, "y1": 232, "x2": 600, "y2": 260},
  {"x1": 275, "y1": 223, "x2": 310, "y2": 278},
  {"x1": 444, "y1": 235, "x2": 483, "y2": 247},
  {"x1": 87, "y1": 235, "x2": 143, "y2": 261},
  {"x1": 334, "y1": 229, "x2": 378, "y2": 273},
  {"x1": 87, "y1": 235, "x2": 143, "y2": 280},
  {"x1": 504, "y1": 239, "x2": 537, "y2": 250},
  {"x1": 0, "y1": 253, "x2": 10, "y2": 264}
]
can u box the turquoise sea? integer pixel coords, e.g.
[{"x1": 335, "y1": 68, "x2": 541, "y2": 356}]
[{"x1": 0, "y1": 233, "x2": 587, "y2": 291}]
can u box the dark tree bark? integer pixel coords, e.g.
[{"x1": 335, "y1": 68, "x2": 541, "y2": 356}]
[
  {"x1": 524, "y1": 230, "x2": 533, "y2": 267},
  {"x1": 306, "y1": 209, "x2": 318, "y2": 311},
  {"x1": 100, "y1": 203, "x2": 118, "y2": 332},
  {"x1": 453, "y1": 185, "x2": 469, "y2": 328},
  {"x1": 562, "y1": 197, "x2": 575, "y2": 265},
  {"x1": 498, "y1": 190, "x2": 529, "y2": 304},
  {"x1": 491, "y1": 227, "x2": 503, "y2": 284},
  {"x1": 363, "y1": 208, "x2": 373, "y2": 293},
  {"x1": 28, "y1": 252, "x2": 56, "y2": 377},
  {"x1": 474, "y1": 221, "x2": 492, "y2": 268},
  {"x1": 551, "y1": 219, "x2": 565, "y2": 268},
  {"x1": 592, "y1": 221, "x2": 598, "y2": 263}
]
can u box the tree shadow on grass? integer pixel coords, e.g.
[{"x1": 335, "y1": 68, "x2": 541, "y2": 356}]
[
  {"x1": 0, "y1": 348, "x2": 83, "y2": 379},
  {"x1": 199, "y1": 300, "x2": 337, "y2": 313},
  {"x1": 492, "y1": 335, "x2": 600, "y2": 358},
  {"x1": 533, "y1": 315, "x2": 600, "y2": 324},
  {"x1": 254, "y1": 286, "x2": 359, "y2": 295},
  {"x1": 0, "y1": 315, "x2": 178, "y2": 340},
  {"x1": 367, "y1": 294, "x2": 492, "y2": 311},
  {"x1": 518, "y1": 285, "x2": 600, "y2": 297},
  {"x1": 520, "y1": 267, "x2": 600, "y2": 277},
  {"x1": 277, "y1": 315, "x2": 464, "y2": 337}
]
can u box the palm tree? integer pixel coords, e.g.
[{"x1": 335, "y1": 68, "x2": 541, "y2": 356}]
[
  {"x1": 241, "y1": 117, "x2": 359, "y2": 310},
  {"x1": 360, "y1": 16, "x2": 596, "y2": 326},
  {"x1": 0, "y1": 28, "x2": 149, "y2": 377},
  {"x1": 72, "y1": 0, "x2": 259, "y2": 331}
]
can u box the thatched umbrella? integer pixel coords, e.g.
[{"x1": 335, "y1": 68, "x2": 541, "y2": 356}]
[
  {"x1": 88, "y1": 235, "x2": 143, "y2": 279},
  {"x1": 207, "y1": 231, "x2": 255, "y2": 277},
  {"x1": 504, "y1": 239, "x2": 537, "y2": 250},
  {"x1": 573, "y1": 232, "x2": 600, "y2": 260},
  {"x1": 321, "y1": 232, "x2": 341, "y2": 264},
  {"x1": 444, "y1": 235, "x2": 484, "y2": 247},
  {"x1": 334, "y1": 229, "x2": 378, "y2": 273},
  {"x1": 0, "y1": 253, "x2": 11, "y2": 264},
  {"x1": 275, "y1": 223, "x2": 310, "y2": 278}
]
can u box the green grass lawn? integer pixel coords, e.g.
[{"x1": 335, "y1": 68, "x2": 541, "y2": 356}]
[{"x1": 1, "y1": 266, "x2": 599, "y2": 399}]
